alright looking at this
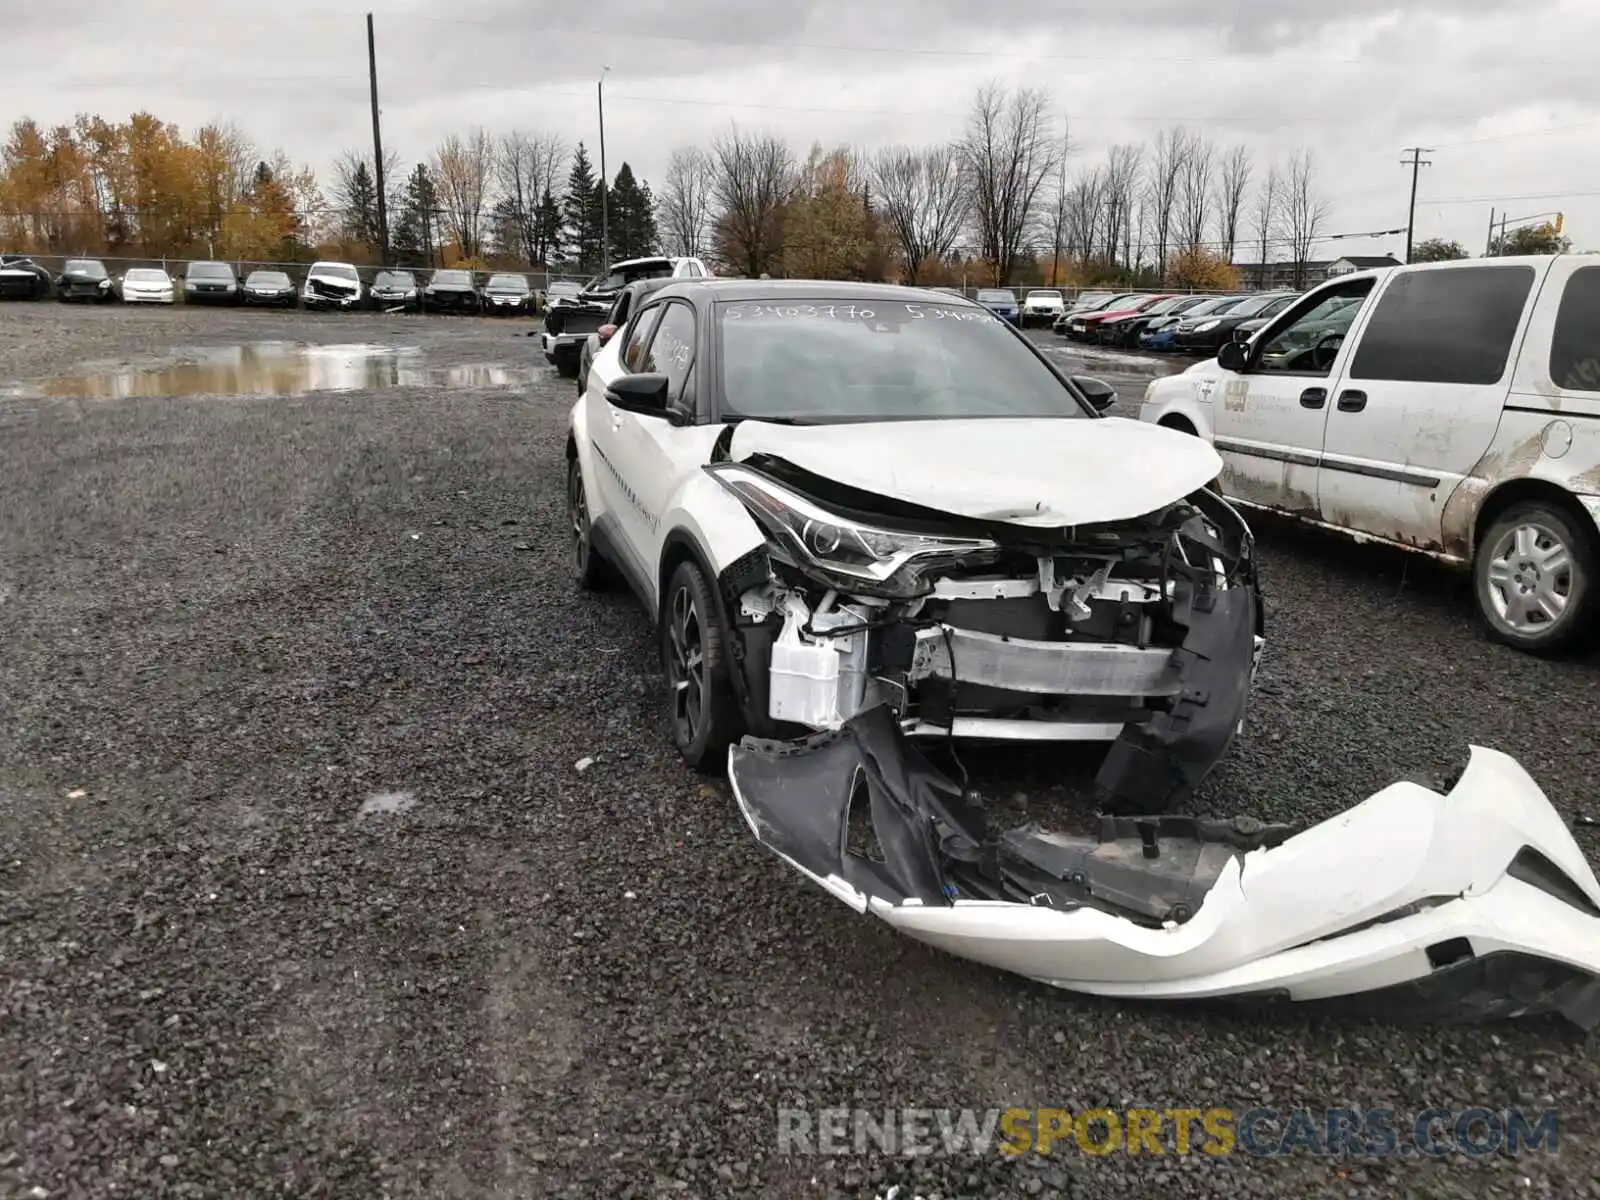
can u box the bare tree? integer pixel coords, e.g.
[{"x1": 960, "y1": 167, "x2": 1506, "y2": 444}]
[
  {"x1": 657, "y1": 146, "x2": 715, "y2": 258},
  {"x1": 432, "y1": 129, "x2": 495, "y2": 260},
  {"x1": 1252, "y1": 163, "x2": 1279, "y2": 288},
  {"x1": 709, "y1": 127, "x2": 795, "y2": 276},
  {"x1": 1147, "y1": 126, "x2": 1191, "y2": 280},
  {"x1": 1176, "y1": 132, "x2": 1215, "y2": 251},
  {"x1": 872, "y1": 143, "x2": 969, "y2": 284},
  {"x1": 958, "y1": 82, "x2": 1061, "y2": 284},
  {"x1": 1280, "y1": 149, "x2": 1329, "y2": 289},
  {"x1": 1062, "y1": 168, "x2": 1103, "y2": 267},
  {"x1": 1215, "y1": 144, "x2": 1252, "y2": 264},
  {"x1": 496, "y1": 130, "x2": 565, "y2": 264},
  {"x1": 1101, "y1": 143, "x2": 1144, "y2": 266}
]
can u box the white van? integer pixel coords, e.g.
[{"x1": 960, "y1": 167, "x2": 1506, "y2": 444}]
[{"x1": 1139, "y1": 254, "x2": 1600, "y2": 653}]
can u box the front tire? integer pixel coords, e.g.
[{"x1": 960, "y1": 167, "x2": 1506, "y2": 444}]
[
  {"x1": 661, "y1": 559, "x2": 742, "y2": 772},
  {"x1": 1475, "y1": 501, "x2": 1597, "y2": 654},
  {"x1": 568, "y1": 458, "x2": 610, "y2": 591}
]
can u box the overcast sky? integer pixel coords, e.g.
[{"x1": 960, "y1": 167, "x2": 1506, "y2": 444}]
[{"x1": 7, "y1": 0, "x2": 1597, "y2": 260}]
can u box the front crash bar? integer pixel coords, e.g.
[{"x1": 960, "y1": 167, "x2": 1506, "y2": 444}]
[{"x1": 908, "y1": 626, "x2": 1181, "y2": 696}]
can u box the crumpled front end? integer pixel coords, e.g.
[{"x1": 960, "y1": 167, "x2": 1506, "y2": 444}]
[
  {"x1": 729, "y1": 707, "x2": 1600, "y2": 1027},
  {"x1": 708, "y1": 454, "x2": 1262, "y2": 810}
]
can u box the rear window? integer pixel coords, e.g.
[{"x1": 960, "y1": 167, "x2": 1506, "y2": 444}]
[
  {"x1": 1350, "y1": 265, "x2": 1535, "y2": 386},
  {"x1": 1550, "y1": 267, "x2": 1600, "y2": 393}
]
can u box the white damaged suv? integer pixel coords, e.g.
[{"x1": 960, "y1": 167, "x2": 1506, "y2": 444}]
[{"x1": 565, "y1": 280, "x2": 1264, "y2": 810}]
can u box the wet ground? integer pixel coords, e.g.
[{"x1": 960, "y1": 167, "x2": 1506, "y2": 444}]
[{"x1": 2, "y1": 301, "x2": 1598, "y2": 1200}]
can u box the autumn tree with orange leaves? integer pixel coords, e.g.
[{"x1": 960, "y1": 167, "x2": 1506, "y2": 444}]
[{"x1": 0, "y1": 112, "x2": 319, "y2": 260}]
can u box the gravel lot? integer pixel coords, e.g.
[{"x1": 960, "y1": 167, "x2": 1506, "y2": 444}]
[{"x1": 2, "y1": 302, "x2": 1597, "y2": 1200}]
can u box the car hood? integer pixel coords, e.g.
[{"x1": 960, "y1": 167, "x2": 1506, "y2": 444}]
[{"x1": 727, "y1": 417, "x2": 1223, "y2": 527}]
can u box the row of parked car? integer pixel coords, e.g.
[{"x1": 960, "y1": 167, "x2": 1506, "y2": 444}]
[
  {"x1": 939, "y1": 284, "x2": 1338, "y2": 358},
  {"x1": 0, "y1": 254, "x2": 586, "y2": 315}
]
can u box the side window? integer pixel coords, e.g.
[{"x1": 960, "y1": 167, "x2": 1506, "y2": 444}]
[
  {"x1": 640, "y1": 301, "x2": 697, "y2": 406},
  {"x1": 1349, "y1": 265, "x2": 1536, "y2": 386},
  {"x1": 622, "y1": 304, "x2": 664, "y2": 372},
  {"x1": 1253, "y1": 282, "x2": 1375, "y2": 376},
  {"x1": 1550, "y1": 266, "x2": 1600, "y2": 393}
]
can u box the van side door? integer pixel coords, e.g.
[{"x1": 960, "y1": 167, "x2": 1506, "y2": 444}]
[
  {"x1": 1316, "y1": 261, "x2": 1546, "y2": 552},
  {"x1": 1209, "y1": 278, "x2": 1378, "y2": 515}
]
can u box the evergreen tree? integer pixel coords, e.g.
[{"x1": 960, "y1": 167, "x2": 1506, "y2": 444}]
[
  {"x1": 562, "y1": 143, "x2": 603, "y2": 271},
  {"x1": 533, "y1": 187, "x2": 563, "y2": 267},
  {"x1": 608, "y1": 163, "x2": 659, "y2": 261},
  {"x1": 341, "y1": 159, "x2": 379, "y2": 246},
  {"x1": 393, "y1": 163, "x2": 439, "y2": 268}
]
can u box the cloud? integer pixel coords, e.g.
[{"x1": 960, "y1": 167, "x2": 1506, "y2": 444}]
[{"x1": 2, "y1": 0, "x2": 1595, "y2": 257}]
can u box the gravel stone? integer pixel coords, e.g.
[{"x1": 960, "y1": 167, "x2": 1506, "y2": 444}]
[{"x1": 0, "y1": 304, "x2": 1596, "y2": 1199}]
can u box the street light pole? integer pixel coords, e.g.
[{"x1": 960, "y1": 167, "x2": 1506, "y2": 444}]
[{"x1": 598, "y1": 66, "x2": 610, "y2": 273}]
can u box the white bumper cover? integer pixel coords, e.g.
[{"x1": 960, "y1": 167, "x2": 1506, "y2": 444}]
[{"x1": 729, "y1": 708, "x2": 1600, "y2": 1026}]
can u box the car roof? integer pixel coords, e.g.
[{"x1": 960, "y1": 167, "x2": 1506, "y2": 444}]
[{"x1": 647, "y1": 278, "x2": 980, "y2": 305}]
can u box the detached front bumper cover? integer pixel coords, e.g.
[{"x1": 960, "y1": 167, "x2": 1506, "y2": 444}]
[{"x1": 729, "y1": 706, "x2": 1600, "y2": 1027}]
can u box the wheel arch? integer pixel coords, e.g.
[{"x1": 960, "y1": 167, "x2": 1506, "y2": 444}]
[
  {"x1": 1159, "y1": 413, "x2": 1198, "y2": 435},
  {"x1": 1472, "y1": 478, "x2": 1597, "y2": 562}
]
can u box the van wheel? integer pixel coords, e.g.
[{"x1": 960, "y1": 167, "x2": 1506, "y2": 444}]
[{"x1": 1475, "y1": 501, "x2": 1597, "y2": 654}]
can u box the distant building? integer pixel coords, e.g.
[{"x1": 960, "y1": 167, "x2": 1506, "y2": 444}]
[{"x1": 1238, "y1": 255, "x2": 1402, "y2": 290}]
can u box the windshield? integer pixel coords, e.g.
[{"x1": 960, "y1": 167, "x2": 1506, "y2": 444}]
[
  {"x1": 188, "y1": 262, "x2": 233, "y2": 279},
  {"x1": 716, "y1": 299, "x2": 1090, "y2": 424},
  {"x1": 65, "y1": 260, "x2": 107, "y2": 277},
  {"x1": 1141, "y1": 296, "x2": 1187, "y2": 315},
  {"x1": 976, "y1": 289, "x2": 1015, "y2": 303},
  {"x1": 373, "y1": 271, "x2": 415, "y2": 288},
  {"x1": 125, "y1": 269, "x2": 168, "y2": 283},
  {"x1": 246, "y1": 271, "x2": 290, "y2": 287},
  {"x1": 587, "y1": 261, "x2": 673, "y2": 291},
  {"x1": 487, "y1": 274, "x2": 530, "y2": 291},
  {"x1": 432, "y1": 270, "x2": 471, "y2": 286},
  {"x1": 548, "y1": 281, "x2": 581, "y2": 295},
  {"x1": 1088, "y1": 293, "x2": 1137, "y2": 311},
  {"x1": 1027, "y1": 290, "x2": 1063, "y2": 299}
]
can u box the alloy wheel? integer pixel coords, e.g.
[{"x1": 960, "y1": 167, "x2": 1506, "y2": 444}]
[
  {"x1": 1483, "y1": 520, "x2": 1574, "y2": 636},
  {"x1": 568, "y1": 464, "x2": 590, "y2": 572},
  {"x1": 666, "y1": 583, "x2": 706, "y2": 746}
]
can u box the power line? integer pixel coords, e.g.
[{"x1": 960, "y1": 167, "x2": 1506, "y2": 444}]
[{"x1": 1417, "y1": 188, "x2": 1600, "y2": 205}]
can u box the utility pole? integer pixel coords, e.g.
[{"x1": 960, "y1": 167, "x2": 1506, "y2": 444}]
[
  {"x1": 1400, "y1": 147, "x2": 1433, "y2": 263},
  {"x1": 366, "y1": 13, "x2": 389, "y2": 265},
  {"x1": 598, "y1": 66, "x2": 610, "y2": 273},
  {"x1": 1485, "y1": 207, "x2": 1497, "y2": 257}
]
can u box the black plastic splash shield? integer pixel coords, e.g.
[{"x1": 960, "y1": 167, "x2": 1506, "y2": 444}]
[{"x1": 729, "y1": 704, "x2": 986, "y2": 906}]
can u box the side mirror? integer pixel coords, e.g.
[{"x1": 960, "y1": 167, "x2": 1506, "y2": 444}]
[
  {"x1": 605, "y1": 372, "x2": 670, "y2": 415},
  {"x1": 1071, "y1": 376, "x2": 1117, "y2": 412},
  {"x1": 1217, "y1": 340, "x2": 1249, "y2": 373},
  {"x1": 598, "y1": 323, "x2": 618, "y2": 345}
]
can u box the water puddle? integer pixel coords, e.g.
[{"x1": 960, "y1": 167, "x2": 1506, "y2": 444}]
[{"x1": 3, "y1": 342, "x2": 538, "y2": 399}]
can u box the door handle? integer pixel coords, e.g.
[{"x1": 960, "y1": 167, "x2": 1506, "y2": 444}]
[
  {"x1": 1299, "y1": 388, "x2": 1327, "y2": 409},
  {"x1": 1336, "y1": 389, "x2": 1368, "y2": 413}
]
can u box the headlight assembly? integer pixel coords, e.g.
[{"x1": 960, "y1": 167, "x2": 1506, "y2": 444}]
[
  {"x1": 705, "y1": 462, "x2": 999, "y2": 598},
  {"x1": 1194, "y1": 319, "x2": 1220, "y2": 332}
]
